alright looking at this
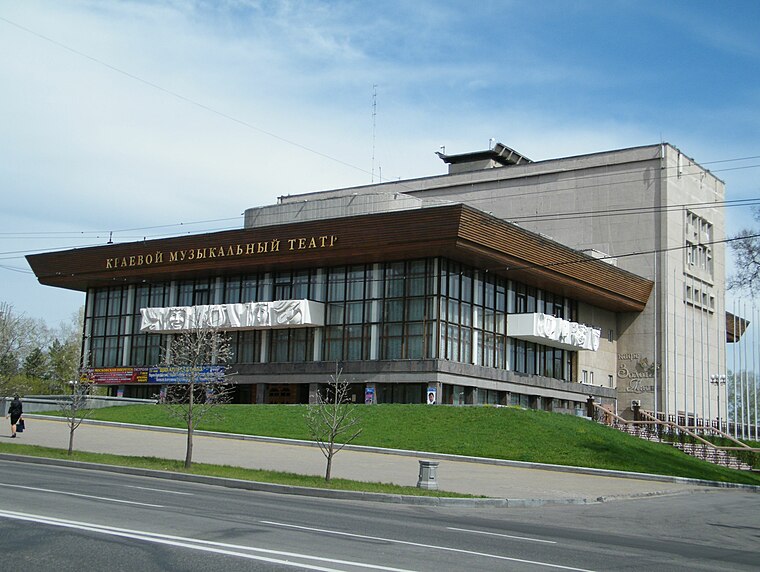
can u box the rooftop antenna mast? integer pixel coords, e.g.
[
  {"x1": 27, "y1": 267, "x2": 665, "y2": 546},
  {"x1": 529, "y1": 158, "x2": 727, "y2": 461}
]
[{"x1": 371, "y1": 84, "x2": 377, "y2": 183}]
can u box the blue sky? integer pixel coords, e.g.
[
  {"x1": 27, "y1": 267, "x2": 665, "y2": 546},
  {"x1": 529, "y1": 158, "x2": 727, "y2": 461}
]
[{"x1": 1, "y1": 0, "x2": 759, "y2": 326}]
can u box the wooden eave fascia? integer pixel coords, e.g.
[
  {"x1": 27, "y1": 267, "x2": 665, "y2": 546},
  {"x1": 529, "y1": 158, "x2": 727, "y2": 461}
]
[{"x1": 26, "y1": 204, "x2": 652, "y2": 312}]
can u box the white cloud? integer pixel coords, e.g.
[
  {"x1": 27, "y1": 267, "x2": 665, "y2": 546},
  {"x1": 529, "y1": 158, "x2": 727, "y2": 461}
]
[{"x1": 0, "y1": 0, "x2": 758, "y2": 324}]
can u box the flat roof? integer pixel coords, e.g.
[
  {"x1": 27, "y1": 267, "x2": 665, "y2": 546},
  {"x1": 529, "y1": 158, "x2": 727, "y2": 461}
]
[{"x1": 27, "y1": 204, "x2": 653, "y2": 312}]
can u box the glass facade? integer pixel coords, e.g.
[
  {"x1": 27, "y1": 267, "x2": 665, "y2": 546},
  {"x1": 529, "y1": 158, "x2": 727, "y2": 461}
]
[{"x1": 83, "y1": 257, "x2": 576, "y2": 382}]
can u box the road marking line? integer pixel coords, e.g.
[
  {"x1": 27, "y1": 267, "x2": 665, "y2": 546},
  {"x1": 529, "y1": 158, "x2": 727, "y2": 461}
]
[
  {"x1": 0, "y1": 510, "x2": 413, "y2": 572},
  {"x1": 1, "y1": 484, "x2": 164, "y2": 507},
  {"x1": 261, "y1": 520, "x2": 596, "y2": 572},
  {"x1": 123, "y1": 485, "x2": 194, "y2": 496},
  {"x1": 447, "y1": 526, "x2": 557, "y2": 544}
]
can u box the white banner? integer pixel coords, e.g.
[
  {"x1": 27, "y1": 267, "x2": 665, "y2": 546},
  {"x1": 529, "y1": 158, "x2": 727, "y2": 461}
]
[
  {"x1": 507, "y1": 313, "x2": 601, "y2": 351},
  {"x1": 140, "y1": 300, "x2": 325, "y2": 333}
]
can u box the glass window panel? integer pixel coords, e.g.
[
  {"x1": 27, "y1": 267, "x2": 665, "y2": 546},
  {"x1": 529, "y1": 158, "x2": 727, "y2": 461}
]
[
  {"x1": 495, "y1": 335, "x2": 506, "y2": 369},
  {"x1": 91, "y1": 337, "x2": 105, "y2": 367},
  {"x1": 346, "y1": 302, "x2": 364, "y2": 324},
  {"x1": 275, "y1": 273, "x2": 292, "y2": 300},
  {"x1": 224, "y1": 278, "x2": 241, "y2": 304},
  {"x1": 345, "y1": 325, "x2": 363, "y2": 361},
  {"x1": 104, "y1": 337, "x2": 121, "y2": 365},
  {"x1": 426, "y1": 297, "x2": 438, "y2": 320},
  {"x1": 461, "y1": 328, "x2": 472, "y2": 363},
  {"x1": 447, "y1": 270, "x2": 460, "y2": 299},
  {"x1": 408, "y1": 275, "x2": 425, "y2": 296},
  {"x1": 406, "y1": 298, "x2": 425, "y2": 321},
  {"x1": 484, "y1": 279, "x2": 495, "y2": 309},
  {"x1": 150, "y1": 285, "x2": 168, "y2": 307},
  {"x1": 406, "y1": 322, "x2": 424, "y2": 359},
  {"x1": 384, "y1": 300, "x2": 404, "y2": 322},
  {"x1": 347, "y1": 267, "x2": 365, "y2": 300},
  {"x1": 130, "y1": 336, "x2": 146, "y2": 365},
  {"x1": 259, "y1": 275, "x2": 273, "y2": 301},
  {"x1": 473, "y1": 273, "x2": 483, "y2": 306},
  {"x1": 106, "y1": 317, "x2": 121, "y2": 336},
  {"x1": 271, "y1": 330, "x2": 289, "y2": 362},
  {"x1": 526, "y1": 342, "x2": 536, "y2": 375},
  {"x1": 236, "y1": 331, "x2": 256, "y2": 363},
  {"x1": 382, "y1": 324, "x2": 403, "y2": 359},
  {"x1": 483, "y1": 332, "x2": 495, "y2": 368},
  {"x1": 135, "y1": 286, "x2": 150, "y2": 310},
  {"x1": 94, "y1": 291, "x2": 108, "y2": 317},
  {"x1": 242, "y1": 277, "x2": 257, "y2": 302},
  {"x1": 311, "y1": 271, "x2": 326, "y2": 302},
  {"x1": 325, "y1": 326, "x2": 343, "y2": 361},
  {"x1": 484, "y1": 308, "x2": 495, "y2": 331},
  {"x1": 328, "y1": 268, "x2": 346, "y2": 302},
  {"x1": 461, "y1": 303, "x2": 472, "y2": 327},
  {"x1": 447, "y1": 324, "x2": 459, "y2": 361},
  {"x1": 447, "y1": 299, "x2": 459, "y2": 325},
  {"x1": 496, "y1": 283, "x2": 506, "y2": 313},
  {"x1": 108, "y1": 288, "x2": 123, "y2": 315},
  {"x1": 513, "y1": 340, "x2": 524, "y2": 372},
  {"x1": 472, "y1": 306, "x2": 484, "y2": 330},
  {"x1": 293, "y1": 271, "x2": 310, "y2": 299},
  {"x1": 93, "y1": 318, "x2": 106, "y2": 337},
  {"x1": 146, "y1": 337, "x2": 162, "y2": 365},
  {"x1": 327, "y1": 303, "x2": 345, "y2": 325},
  {"x1": 461, "y1": 271, "x2": 472, "y2": 303},
  {"x1": 194, "y1": 288, "x2": 210, "y2": 306}
]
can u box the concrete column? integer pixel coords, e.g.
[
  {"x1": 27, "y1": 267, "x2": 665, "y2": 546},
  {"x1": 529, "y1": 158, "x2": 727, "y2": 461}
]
[
  {"x1": 256, "y1": 384, "x2": 266, "y2": 404},
  {"x1": 122, "y1": 285, "x2": 135, "y2": 366},
  {"x1": 308, "y1": 383, "x2": 320, "y2": 404}
]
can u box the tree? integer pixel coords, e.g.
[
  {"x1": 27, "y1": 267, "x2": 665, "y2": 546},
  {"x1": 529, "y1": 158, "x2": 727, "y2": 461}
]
[
  {"x1": 305, "y1": 364, "x2": 363, "y2": 482},
  {"x1": 729, "y1": 209, "x2": 760, "y2": 293},
  {"x1": 47, "y1": 338, "x2": 81, "y2": 393},
  {"x1": 727, "y1": 370, "x2": 759, "y2": 429},
  {"x1": 160, "y1": 325, "x2": 233, "y2": 468},
  {"x1": 57, "y1": 380, "x2": 95, "y2": 455},
  {"x1": 23, "y1": 347, "x2": 48, "y2": 380},
  {"x1": 0, "y1": 303, "x2": 83, "y2": 397},
  {"x1": 0, "y1": 303, "x2": 42, "y2": 397}
]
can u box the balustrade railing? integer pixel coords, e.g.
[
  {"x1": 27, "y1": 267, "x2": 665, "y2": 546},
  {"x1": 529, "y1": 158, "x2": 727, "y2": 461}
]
[{"x1": 590, "y1": 401, "x2": 759, "y2": 471}]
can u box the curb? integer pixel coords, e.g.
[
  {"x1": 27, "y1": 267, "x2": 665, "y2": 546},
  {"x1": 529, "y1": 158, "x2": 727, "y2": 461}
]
[{"x1": 0, "y1": 452, "x2": 706, "y2": 508}]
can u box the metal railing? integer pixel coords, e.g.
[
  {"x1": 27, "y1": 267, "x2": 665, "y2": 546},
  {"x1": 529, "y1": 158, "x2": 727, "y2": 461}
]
[{"x1": 590, "y1": 402, "x2": 759, "y2": 471}]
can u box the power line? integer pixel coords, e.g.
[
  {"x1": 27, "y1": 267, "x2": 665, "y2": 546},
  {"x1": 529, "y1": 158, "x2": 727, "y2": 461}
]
[
  {"x1": 0, "y1": 16, "x2": 380, "y2": 183},
  {"x1": 1, "y1": 196, "x2": 759, "y2": 261},
  {"x1": 4, "y1": 14, "x2": 760, "y2": 204}
]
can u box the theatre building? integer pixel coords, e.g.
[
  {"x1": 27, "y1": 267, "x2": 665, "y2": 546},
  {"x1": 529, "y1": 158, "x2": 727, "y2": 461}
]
[
  {"x1": 28, "y1": 193, "x2": 652, "y2": 413},
  {"x1": 28, "y1": 141, "x2": 728, "y2": 421}
]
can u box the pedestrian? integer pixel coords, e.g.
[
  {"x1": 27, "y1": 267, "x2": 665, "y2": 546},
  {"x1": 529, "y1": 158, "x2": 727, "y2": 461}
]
[{"x1": 6, "y1": 394, "x2": 22, "y2": 438}]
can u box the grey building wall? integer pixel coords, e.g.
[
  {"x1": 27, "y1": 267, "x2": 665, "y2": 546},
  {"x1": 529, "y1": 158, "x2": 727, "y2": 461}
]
[{"x1": 280, "y1": 143, "x2": 726, "y2": 420}]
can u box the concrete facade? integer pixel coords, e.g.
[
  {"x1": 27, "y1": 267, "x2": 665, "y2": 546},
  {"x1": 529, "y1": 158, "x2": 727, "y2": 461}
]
[{"x1": 281, "y1": 143, "x2": 726, "y2": 422}]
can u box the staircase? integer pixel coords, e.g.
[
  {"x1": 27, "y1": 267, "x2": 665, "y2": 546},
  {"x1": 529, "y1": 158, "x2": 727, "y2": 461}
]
[{"x1": 593, "y1": 405, "x2": 756, "y2": 471}]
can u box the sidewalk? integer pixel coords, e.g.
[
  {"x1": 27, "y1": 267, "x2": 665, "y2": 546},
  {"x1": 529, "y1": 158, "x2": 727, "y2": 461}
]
[{"x1": 2, "y1": 416, "x2": 739, "y2": 503}]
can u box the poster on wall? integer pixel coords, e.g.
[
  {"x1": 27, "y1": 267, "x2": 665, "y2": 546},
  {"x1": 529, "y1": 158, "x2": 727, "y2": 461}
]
[
  {"x1": 426, "y1": 387, "x2": 437, "y2": 405},
  {"x1": 364, "y1": 387, "x2": 375, "y2": 405},
  {"x1": 80, "y1": 367, "x2": 148, "y2": 384},
  {"x1": 148, "y1": 365, "x2": 226, "y2": 384}
]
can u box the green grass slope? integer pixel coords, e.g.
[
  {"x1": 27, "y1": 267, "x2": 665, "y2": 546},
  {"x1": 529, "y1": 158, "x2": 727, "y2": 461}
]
[{"x1": 47, "y1": 403, "x2": 760, "y2": 486}]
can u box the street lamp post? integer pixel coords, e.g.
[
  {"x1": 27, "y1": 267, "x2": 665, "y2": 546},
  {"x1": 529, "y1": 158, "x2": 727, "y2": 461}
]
[{"x1": 710, "y1": 374, "x2": 726, "y2": 432}]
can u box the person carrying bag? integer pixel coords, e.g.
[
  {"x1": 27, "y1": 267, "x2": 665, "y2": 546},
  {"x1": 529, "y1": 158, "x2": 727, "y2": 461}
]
[{"x1": 6, "y1": 395, "x2": 23, "y2": 438}]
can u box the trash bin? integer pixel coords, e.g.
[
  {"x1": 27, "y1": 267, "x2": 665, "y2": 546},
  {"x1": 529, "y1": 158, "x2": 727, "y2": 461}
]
[{"x1": 417, "y1": 460, "x2": 439, "y2": 490}]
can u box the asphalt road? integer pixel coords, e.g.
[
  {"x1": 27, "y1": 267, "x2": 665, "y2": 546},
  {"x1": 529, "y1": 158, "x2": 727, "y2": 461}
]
[{"x1": 1, "y1": 459, "x2": 758, "y2": 571}]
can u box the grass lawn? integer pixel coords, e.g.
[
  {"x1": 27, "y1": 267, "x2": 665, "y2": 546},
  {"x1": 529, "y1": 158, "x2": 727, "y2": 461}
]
[
  {"x1": 0, "y1": 442, "x2": 475, "y2": 498},
  {"x1": 36, "y1": 403, "x2": 760, "y2": 486}
]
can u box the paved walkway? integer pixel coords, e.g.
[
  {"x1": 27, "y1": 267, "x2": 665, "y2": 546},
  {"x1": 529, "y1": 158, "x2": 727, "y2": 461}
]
[{"x1": 3, "y1": 417, "x2": 729, "y2": 502}]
